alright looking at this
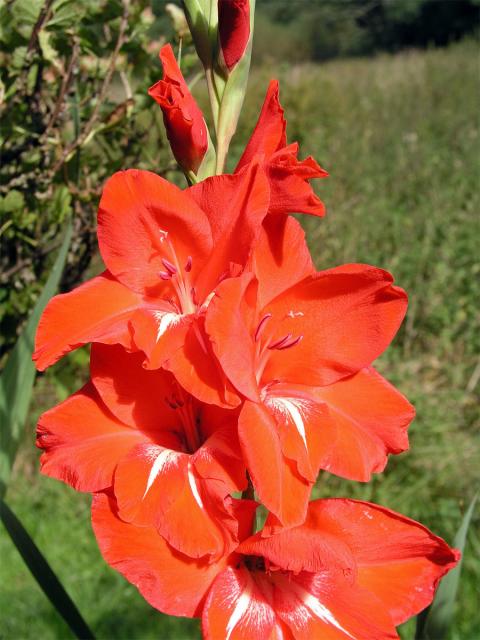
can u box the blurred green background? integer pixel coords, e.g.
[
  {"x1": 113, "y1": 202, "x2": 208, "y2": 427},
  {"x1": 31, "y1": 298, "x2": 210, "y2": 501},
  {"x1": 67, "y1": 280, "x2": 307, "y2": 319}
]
[{"x1": 1, "y1": 1, "x2": 479, "y2": 638}]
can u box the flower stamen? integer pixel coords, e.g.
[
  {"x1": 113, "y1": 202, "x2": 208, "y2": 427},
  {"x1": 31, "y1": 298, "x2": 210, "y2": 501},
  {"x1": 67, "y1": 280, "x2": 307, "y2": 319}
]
[{"x1": 254, "y1": 313, "x2": 272, "y2": 342}]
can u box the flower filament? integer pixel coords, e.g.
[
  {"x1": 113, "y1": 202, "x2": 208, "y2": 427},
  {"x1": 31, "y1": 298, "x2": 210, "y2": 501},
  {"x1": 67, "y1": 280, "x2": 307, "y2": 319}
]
[
  {"x1": 157, "y1": 228, "x2": 197, "y2": 315},
  {"x1": 254, "y1": 312, "x2": 303, "y2": 384}
]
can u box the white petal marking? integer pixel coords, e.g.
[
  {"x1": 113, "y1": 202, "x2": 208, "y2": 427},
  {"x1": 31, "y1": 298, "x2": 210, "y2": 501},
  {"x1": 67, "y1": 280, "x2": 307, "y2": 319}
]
[
  {"x1": 187, "y1": 463, "x2": 204, "y2": 509},
  {"x1": 268, "y1": 397, "x2": 309, "y2": 451},
  {"x1": 153, "y1": 311, "x2": 184, "y2": 342},
  {"x1": 226, "y1": 582, "x2": 253, "y2": 640},
  {"x1": 292, "y1": 582, "x2": 355, "y2": 639},
  {"x1": 143, "y1": 449, "x2": 179, "y2": 499}
]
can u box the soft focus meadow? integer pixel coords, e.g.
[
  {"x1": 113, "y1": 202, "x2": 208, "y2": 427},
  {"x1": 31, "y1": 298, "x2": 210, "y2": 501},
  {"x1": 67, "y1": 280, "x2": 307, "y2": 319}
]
[{"x1": 1, "y1": 22, "x2": 478, "y2": 640}]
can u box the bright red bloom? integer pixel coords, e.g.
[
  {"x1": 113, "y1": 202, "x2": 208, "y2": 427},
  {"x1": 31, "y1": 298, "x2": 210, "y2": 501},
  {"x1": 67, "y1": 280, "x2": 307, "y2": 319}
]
[
  {"x1": 33, "y1": 163, "x2": 270, "y2": 407},
  {"x1": 149, "y1": 44, "x2": 208, "y2": 174},
  {"x1": 92, "y1": 495, "x2": 458, "y2": 639},
  {"x1": 205, "y1": 218, "x2": 413, "y2": 526},
  {"x1": 37, "y1": 344, "x2": 247, "y2": 560},
  {"x1": 218, "y1": 0, "x2": 250, "y2": 71},
  {"x1": 236, "y1": 80, "x2": 328, "y2": 217}
]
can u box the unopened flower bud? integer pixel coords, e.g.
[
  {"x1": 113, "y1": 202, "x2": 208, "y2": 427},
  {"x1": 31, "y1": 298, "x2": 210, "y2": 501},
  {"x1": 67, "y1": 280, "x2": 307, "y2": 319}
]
[
  {"x1": 148, "y1": 44, "x2": 208, "y2": 174},
  {"x1": 218, "y1": 0, "x2": 250, "y2": 72}
]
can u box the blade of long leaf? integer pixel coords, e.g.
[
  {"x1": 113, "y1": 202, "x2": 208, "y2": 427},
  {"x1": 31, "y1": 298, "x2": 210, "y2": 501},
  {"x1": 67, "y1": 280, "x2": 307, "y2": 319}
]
[
  {"x1": 415, "y1": 493, "x2": 478, "y2": 639},
  {"x1": 1, "y1": 498, "x2": 95, "y2": 639},
  {"x1": 0, "y1": 222, "x2": 73, "y2": 497}
]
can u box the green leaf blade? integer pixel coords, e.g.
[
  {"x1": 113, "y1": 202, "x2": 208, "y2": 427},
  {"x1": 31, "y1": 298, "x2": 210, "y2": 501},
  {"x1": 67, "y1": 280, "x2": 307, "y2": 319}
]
[
  {"x1": 0, "y1": 222, "x2": 73, "y2": 496},
  {"x1": 416, "y1": 493, "x2": 478, "y2": 639},
  {"x1": 1, "y1": 499, "x2": 94, "y2": 639}
]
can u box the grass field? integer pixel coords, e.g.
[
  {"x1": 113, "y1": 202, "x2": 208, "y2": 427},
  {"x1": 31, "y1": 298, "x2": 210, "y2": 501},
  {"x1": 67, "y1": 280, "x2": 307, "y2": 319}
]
[{"x1": 1, "y1": 40, "x2": 479, "y2": 639}]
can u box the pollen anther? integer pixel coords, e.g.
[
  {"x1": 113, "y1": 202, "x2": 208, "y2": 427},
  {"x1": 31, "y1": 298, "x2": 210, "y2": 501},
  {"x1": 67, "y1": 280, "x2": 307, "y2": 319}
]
[
  {"x1": 162, "y1": 258, "x2": 177, "y2": 275},
  {"x1": 255, "y1": 313, "x2": 272, "y2": 342},
  {"x1": 276, "y1": 334, "x2": 304, "y2": 350}
]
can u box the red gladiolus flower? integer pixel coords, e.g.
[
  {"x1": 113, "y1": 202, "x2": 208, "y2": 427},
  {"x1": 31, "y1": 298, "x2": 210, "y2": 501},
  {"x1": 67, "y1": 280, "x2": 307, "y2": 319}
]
[
  {"x1": 149, "y1": 44, "x2": 208, "y2": 174},
  {"x1": 92, "y1": 495, "x2": 458, "y2": 639},
  {"x1": 205, "y1": 218, "x2": 413, "y2": 526},
  {"x1": 218, "y1": 0, "x2": 251, "y2": 71},
  {"x1": 237, "y1": 80, "x2": 328, "y2": 217},
  {"x1": 33, "y1": 162, "x2": 270, "y2": 407},
  {"x1": 37, "y1": 344, "x2": 247, "y2": 560}
]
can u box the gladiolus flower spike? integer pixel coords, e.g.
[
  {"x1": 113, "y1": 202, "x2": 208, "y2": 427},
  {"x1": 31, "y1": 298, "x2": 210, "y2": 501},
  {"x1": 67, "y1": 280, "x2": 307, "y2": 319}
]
[{"x1": 34, "y1": 3, "x2": 459, "y2": 639}]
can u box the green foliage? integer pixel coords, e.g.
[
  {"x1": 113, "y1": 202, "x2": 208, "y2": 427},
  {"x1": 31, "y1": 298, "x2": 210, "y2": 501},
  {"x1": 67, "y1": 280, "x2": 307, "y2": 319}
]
[
  {"x1": 253, "y1": 0, "x2": 480, "y2": 63},
  {"x1": 1, "y1": 498, "x2": 94, "y2": 639},
  {"x1": 416, "y1": 494, "x2": 478, "y2": 639},
  {"x1": 0, "y1": 222, "x2": 72, "y2": 497},
  {"x1": 0, "y1": 0, "x2": 185, "y2": 358}
]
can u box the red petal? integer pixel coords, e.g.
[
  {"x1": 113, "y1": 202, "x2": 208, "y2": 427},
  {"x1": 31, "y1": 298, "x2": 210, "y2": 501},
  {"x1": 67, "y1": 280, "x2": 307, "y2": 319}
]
[
  {"x1": 251, "y1": 216, "x2": 315, "y2": 310},
  {"x1": 36, "y1": 383, "x2": 145, "y2": 492},
  {"x1": 236, "y1": 81, "x2": 327, "y2": 218},
  {"x1": 187, "y1": 162, "x2": 270, "y2": 302},
  {"x1": 263, "y1": 386, "x2": 336, "y2": 483},
  {"x1": 316, "y1": 367, "x2": 414, "y2": 481},
  {"x1": 205, "y1": 272, "x2": 259, "y2": 402},
  {"x1": 114, "y1": 423, "x2": 246, "y2": 559},
  {"x1": 130, "y1": 306, "x2": 192, "y2": 370},
  {"x1": 90, "y1": 343, "x2": 180, "y2": 433},
  {"x1": 236, "y1": 80, "x2": 286, "y2": 171},
  {"x1": 193, "y1": 426, "x2": 247, "y2": 494},
  {"x1": 91, "y1": 492, "x2": 227, "y2": 617},
  {"x1": 114, "y1": 443, "x2": 236, "y2": 559},
  {"x1": 263, "y1": 264, "x2": 408, "y2": 387},
  {"x1": 267, "y1": 145, "x2": 328, "y2": 217},
  {"x1": 310, "y1": 499, "x2": 460, "y2": 626},
  {"x1": 238, "y1": 525, "x2": 354, "y2": 578},
  {"x1": 238, "y1": 401, "x2": 311, "y2": 528},
  {"x1": 33, "y1": 271, "x2": 140, "y2": 371},
  {"x1": 202, "y1": 565, "x2": 276, "y2": 640},
  {"x1": 97, "y1": 169, "x2": 212, "y2": 296},
  {"x1": 274, "y1": 570, "x2": 397, "y2": 640},
  {"x1": 165, "y1": 316, "x2": 242, "y2": 408}
]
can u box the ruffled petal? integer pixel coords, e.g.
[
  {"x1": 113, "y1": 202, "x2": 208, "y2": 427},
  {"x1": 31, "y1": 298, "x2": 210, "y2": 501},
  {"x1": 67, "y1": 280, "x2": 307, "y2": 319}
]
[
  {"x1": 267, "y1": 144, "x2": 328, "y2": 217},
  {"x1": 91, "y1": 492, "x2": 227, "y2": 617},
  {"x1": 97, "y1": 169, "x2": 212, "y2": 297},
  {"x1": 311, "y1": 500, "x2": 460, "y2": 626},
  {"x1": 33, "y1": 271, "x2": 141, "y2": 371},
  {"x1": 36, "y1": 382, "x2": 145, "y2": 492},
  {"x1": 316, "y1": 367, "x2": 414, "y2": 481},
  {"x1": 263, "y1": 264, "x2": 407, "y2": 387},
  {"x1": 236, "y1": 81, "x2": 327, "y2": 218}
]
